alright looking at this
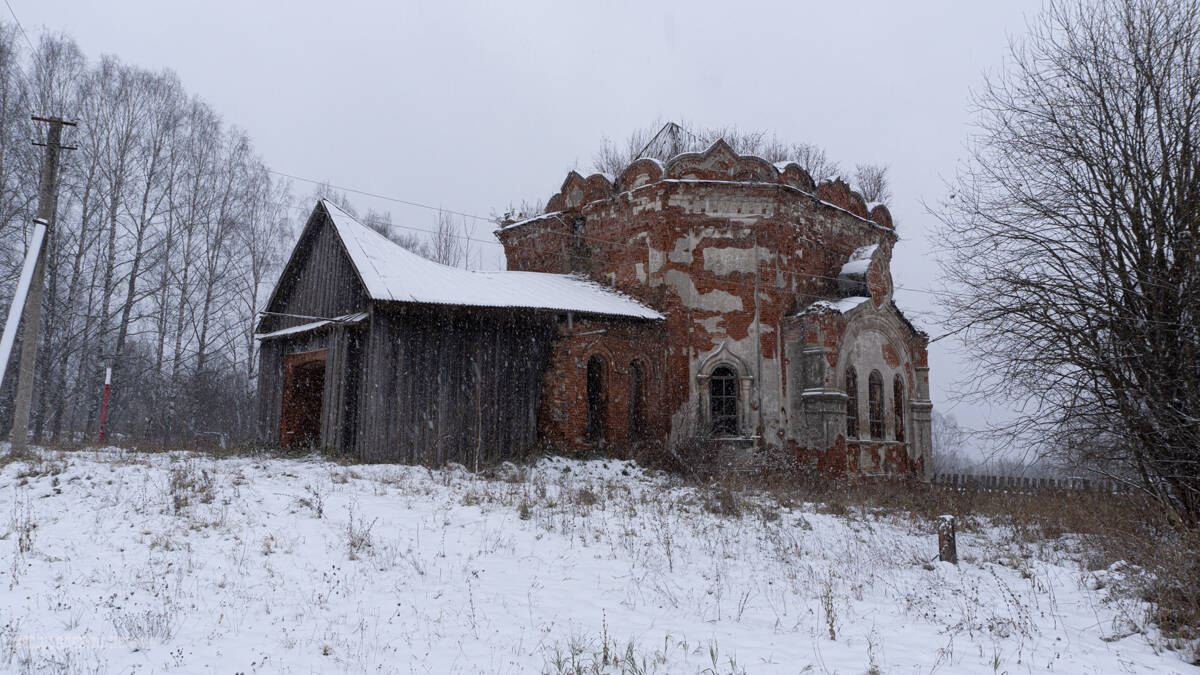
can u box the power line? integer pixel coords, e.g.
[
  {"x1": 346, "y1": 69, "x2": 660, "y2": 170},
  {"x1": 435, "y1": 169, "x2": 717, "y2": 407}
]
[
  {"x1": 276, "y1": 168, "x2": 943, "y2": 299},
  {"x1": 282, "y1": 203, "x2": 501, "y2": 250},
  {"x1": 269, "y1": 169, "x2": 493, "y2": 224},
  {"x1": 3, "y1": 0, "x2": 56, "y2": 118},
  {"x1": 301, "y1": 171, "x2": 1193, "y2": 305},
  {"x1": 2, "y1": 0, "x2": 35, "y2": 53}
]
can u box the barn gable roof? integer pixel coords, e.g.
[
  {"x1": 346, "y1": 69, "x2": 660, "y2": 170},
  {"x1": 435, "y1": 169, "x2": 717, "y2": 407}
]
[{"x1": 317, "y1": 200, "x2": 663, "y2": 319}]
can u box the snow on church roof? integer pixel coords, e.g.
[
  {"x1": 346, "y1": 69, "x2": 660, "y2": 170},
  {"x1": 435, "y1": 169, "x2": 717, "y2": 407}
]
[
  {"x1": 839, "y1": 244, "x2": 878, "y2": 278},
  {"x1": 321, "y1": 201, "x2": 663, "y2": 320}
]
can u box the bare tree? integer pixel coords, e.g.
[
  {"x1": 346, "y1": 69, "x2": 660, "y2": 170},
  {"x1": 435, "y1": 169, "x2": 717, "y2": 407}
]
[
  {"x1": 430, "y1": 210, "x2": 471, "y2": 268},
  {"x1": 362, "y1": 208, "x2": 391, "y2": 237},
  {"x1": 789, "y1": 143, "x2": 840, "y2": 183},
  {"x1": 0, "y1": 24, "x2": 293, "y2": 447},
  {"x1": 930, "y1": 411, "x2": 969, "y2": 474},
  {"x1": 853, "y1": 163, "x2": 892, "y2": 205},
  {"x1": 936, "y1": 0, "x2": 1200, "y2": 526},
  {"x1": 591, "y1": 121, "x2": 847, "y2": 185}
]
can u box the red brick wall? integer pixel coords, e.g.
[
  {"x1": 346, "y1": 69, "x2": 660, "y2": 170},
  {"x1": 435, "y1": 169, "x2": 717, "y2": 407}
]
[
  {"x1": 538, "y1": 316, "x2": 668, "y2": 452},
  {"x1": 498, "y1": 144, "x2": 928, "y2": 471}
]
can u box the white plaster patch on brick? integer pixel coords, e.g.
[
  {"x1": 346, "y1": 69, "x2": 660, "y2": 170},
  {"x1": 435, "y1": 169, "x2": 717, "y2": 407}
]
[
  {"x1": 668, "y1": 236, "x2": 693, "y2": 264},
  {"x1": 702, "y1": 246, "x2": 763, "y2": 276},
  {"x1": 634, "y1": 262, "x2": 647, "y2": 283},
  {"x1": 664, "y1": 269, "x2": 745, "y2": 312},
  {"x1": 694, "y1": 315, "x2": 724, "y2": 333},
  {"x1": 648, "y1": 247, "x2": 665, "y2": 273}
]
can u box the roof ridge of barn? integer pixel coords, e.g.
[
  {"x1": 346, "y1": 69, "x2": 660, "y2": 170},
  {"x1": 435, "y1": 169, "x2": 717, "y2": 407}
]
[{"x1": 318, "y1": 200, "x2": 663, "y2": 319}]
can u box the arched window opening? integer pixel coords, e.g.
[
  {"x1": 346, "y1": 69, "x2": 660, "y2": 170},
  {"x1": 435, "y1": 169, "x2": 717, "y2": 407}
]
[
  {"x1": 586, "y1": 355, "x2": 606, "y2": 441},
  {"x1": 628, "y1": 360, "x2": 646, "y2": 441},
  {"x1": 893, "y1": 376, "x2": 905, "y2": 443},
  {"x1": 710, "y1": 366, "x2": 738, "y2": 436},
  {"x1": 845, "y1": 367, "x2": 859, "y2": 439},
  {"x1": 868, "y1": 370, "x2": 884, "y2": 439}
]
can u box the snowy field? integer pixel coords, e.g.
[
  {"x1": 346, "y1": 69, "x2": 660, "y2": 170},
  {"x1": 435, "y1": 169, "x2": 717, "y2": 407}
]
[{"x1": 0, "y1": 447, "x2": 1193, "y2": 674}]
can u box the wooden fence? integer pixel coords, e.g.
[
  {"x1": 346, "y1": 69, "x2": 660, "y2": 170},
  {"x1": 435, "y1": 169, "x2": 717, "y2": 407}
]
[{"x1": 933, "y1": 472, "x2": 1131, "y2": 494}]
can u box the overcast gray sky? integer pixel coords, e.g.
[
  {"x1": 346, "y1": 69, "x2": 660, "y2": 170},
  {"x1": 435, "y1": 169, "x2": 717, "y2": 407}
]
[{"x1": 19, "y1": 0, "x2": 1048, "y2": 457}]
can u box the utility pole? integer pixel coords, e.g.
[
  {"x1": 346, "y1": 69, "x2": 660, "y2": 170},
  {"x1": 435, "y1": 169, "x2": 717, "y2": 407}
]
[{"x1": 10, "y1": 116, "x2": 75, "y2": 454}]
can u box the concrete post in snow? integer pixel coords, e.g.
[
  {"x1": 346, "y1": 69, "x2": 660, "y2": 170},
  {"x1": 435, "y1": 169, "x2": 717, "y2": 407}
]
[{"x1": 938, "y1": 514, "x2": 957, "y2": 564}]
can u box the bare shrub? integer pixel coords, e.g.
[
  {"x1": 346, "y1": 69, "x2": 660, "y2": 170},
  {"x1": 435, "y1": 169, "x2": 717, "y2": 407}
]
[
  {"x1": 9, "y1": 501, "x2": 35, "y2": 555},
  {"x1": 344, "y1": 508, "x2": 376, "y2": 560},
  {"x1": 168, "y1": 462, "x2": 214, "y2": 514},
  {"x1": 819, "y1": 573, "x2": 839, "y2": 640},
  {"x1": 652, "y1": 434, "x2": 727, "y2": 481},
  {"x1": 296, "y1": 484, "x2": 325, "y2": 518},
  {"x1": 574, "y1": 488, "x2": 600, "y2": 507},
  {"x1": 705, "y1": 484, "x2": 743, "y2": 518},
  {"x1": 111, "y1": 609, "x2": 177, "y2": 646}
]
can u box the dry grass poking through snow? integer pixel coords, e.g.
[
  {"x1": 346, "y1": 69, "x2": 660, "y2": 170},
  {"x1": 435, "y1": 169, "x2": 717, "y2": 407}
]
[{"x1": 0, "y1": 445, "x2": 1194, "y2": 673}]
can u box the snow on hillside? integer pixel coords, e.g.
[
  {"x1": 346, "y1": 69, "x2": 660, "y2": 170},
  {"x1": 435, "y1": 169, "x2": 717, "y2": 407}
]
[{"x1": 0, "y1": 448, "x2": 1190, "y2": 674}]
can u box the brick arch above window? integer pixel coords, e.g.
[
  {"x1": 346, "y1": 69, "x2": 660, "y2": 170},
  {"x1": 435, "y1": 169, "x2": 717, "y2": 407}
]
[
  {"x1": 696, "y1": 341, "x2": 753, "y2": 438},
  {"x1": 696, "y1": 340, "x2": 753, "y2": 380}
]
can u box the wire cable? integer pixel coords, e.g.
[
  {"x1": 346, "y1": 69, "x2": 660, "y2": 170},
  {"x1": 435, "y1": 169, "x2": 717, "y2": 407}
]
[{"x1": 276, "y1": 168, "x2": 944, "y2": 299}]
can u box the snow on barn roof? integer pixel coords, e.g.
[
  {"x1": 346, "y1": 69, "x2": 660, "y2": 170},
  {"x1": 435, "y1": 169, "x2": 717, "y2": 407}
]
[{"x1": 321, "y1": 201, "x2": 663, "y2": 320}]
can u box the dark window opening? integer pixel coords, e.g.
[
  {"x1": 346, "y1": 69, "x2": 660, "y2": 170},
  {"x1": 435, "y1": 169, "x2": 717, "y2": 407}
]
[
  {"x1": 628, "y1": 360, "x2": 646, "y2": 441},
  {"x1": 893, "y1": 375, "x2": 905, "y2": 443},
  {"x1": 845, "y1": 367, "x2": 859, "y2": 439},
  {"x1": 710, "y1": 366, "x2": 738, "y2": 437},
  {"x1": 868, "y1": 370, "x2": 884, "y2": 439},
  {"x1": 586, "y1": 355, "x2": 606, "y2": 441}
]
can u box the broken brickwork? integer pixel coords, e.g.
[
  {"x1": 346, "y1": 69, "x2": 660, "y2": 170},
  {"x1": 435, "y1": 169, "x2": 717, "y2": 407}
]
[{"x1": 497, "y1": 140, "x2": 932, "y2": 477}]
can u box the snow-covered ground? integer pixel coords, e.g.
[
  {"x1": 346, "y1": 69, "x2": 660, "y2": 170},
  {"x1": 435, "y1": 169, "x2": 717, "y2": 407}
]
[{"x1": 0, "y1": 447, "x2": 1192, "y2": 674}]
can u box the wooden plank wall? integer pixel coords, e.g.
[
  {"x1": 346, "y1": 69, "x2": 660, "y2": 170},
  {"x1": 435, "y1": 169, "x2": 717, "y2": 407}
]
[
  {"x1": 933, "y1": 473, "x2": 1131, "y2": 494},
  {"x1": 356, "y1": 304, "x2": 555, "y2": 466},
  {"x1": 256, "y1": 207, "x2": 369, "y2": 443},
  {"x1": 320, "y1": 325, "x2": 363, "y2": 453},
  {"x1": 259, "y1": 212, "x2": 367, "y2": 334},
  {"x1": 256, "y1": 339, "x2": 283, "y2": 441},
  {"x1": 256, "y1": 328, "x2": 348, "y2": 447}
]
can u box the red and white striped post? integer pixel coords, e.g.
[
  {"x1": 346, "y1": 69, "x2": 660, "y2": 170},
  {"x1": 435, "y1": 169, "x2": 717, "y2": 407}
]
[{"x1": 98, "y1": 366, "x2": 112, "y2": 443}]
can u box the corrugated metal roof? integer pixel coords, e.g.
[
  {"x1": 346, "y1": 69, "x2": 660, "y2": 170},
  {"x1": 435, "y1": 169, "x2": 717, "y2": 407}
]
[{"x1": 255, "y1": 312, "x2": 368, "y2": 341}]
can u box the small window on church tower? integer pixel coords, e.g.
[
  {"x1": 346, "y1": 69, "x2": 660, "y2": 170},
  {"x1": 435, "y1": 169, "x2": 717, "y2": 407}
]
[
  {"x1": 868, "y1": 370, "x2": 884, "y2": 439},
  {"x1": 710, "y1": 366, "x2": 738, "y2": 436},
  {"x1": 894, "y1": 375, "x2": 905, "y2": 443},
  {"x1": 845, "y1": 367, "x2": 859, "y2": 438}
]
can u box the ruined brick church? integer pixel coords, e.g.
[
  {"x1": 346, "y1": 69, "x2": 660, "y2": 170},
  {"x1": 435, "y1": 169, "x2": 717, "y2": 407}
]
[{"x1": 255, "y1": 140, "x2": 932, "y2": 476}]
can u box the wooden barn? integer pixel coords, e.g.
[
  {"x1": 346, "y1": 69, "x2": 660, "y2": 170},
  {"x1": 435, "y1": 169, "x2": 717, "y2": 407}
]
[{"x1": 254, "y1": 200, "x2": 662, "y2": 464}]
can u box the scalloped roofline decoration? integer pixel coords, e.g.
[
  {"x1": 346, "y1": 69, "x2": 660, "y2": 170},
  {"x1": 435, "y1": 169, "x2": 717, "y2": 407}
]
[{"x1": 525, "y1": 139, "x2": 893, "y2": 232}]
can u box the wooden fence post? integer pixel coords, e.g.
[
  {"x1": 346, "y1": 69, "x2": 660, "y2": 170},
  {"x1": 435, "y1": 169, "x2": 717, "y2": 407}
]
[{"x1": 938, "y1": 515, "x2": 957, "y2": 564}]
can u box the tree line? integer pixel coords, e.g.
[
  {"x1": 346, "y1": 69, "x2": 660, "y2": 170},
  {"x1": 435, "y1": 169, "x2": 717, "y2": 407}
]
[
  {"x1": 0, "y1": 27, "x2": 291, "y2": 448},
  {"x1": 0, "y1": 25, "x2": 493, "y2": 449}
]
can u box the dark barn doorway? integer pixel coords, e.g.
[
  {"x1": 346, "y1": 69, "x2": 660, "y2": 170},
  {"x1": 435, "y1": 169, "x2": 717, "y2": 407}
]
[{"x1": 281, "y1": 349, "x2": 327, "y2": 450}]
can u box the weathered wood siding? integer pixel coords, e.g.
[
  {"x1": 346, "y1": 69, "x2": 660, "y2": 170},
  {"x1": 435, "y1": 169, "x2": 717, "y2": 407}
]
[
  {"x1": 320, "y1": 325, "x2": 363, "y2": 453},
  {"x1": 256, "y1": 205, "x2": 368, "y2": 446},
  {"x1": 258, "y1": 328, "x2": 358, "y2": 448},
  {"x1": 258, "y1": 208, "x2": 367, "y2": 334},
  {"x1": 256, "y1": 338, "x2": 284, "y2": 441},
  {"x1": 355, "y1": 304, "x2": 555, "y2": 465}
]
